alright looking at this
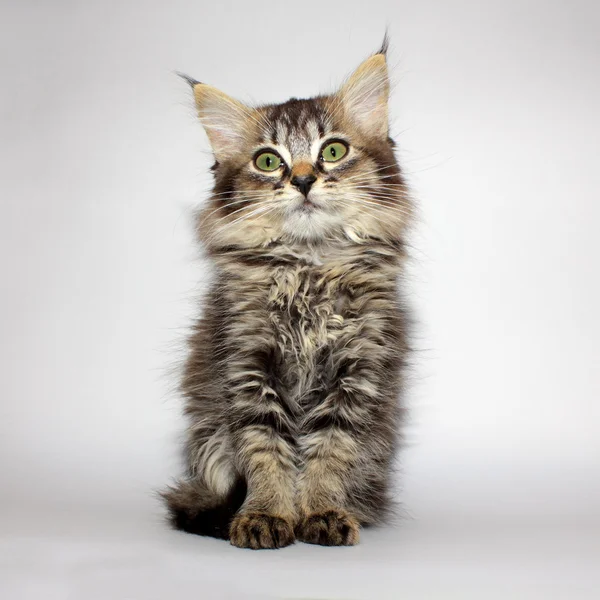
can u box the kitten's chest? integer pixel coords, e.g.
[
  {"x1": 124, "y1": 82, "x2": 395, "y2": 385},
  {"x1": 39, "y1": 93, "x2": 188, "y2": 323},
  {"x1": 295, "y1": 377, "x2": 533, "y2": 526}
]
[{"x1": 267, "y1": 265, "x2": 346, "y2": 396}]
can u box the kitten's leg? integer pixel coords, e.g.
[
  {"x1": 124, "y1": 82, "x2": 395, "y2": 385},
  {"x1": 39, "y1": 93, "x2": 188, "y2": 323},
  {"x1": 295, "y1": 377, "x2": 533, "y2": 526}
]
[
  {"x1": 296, "y1": 318, "x2": 402, "y2": 546},
  {"x1": 226, "y1": 345, "x2": 298, "y2": 549}
]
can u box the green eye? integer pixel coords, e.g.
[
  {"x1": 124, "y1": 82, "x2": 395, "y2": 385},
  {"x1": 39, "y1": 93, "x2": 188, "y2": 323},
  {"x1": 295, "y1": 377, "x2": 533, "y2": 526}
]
[
  {"x1": 255, "y1": 151, "x2": 282, "y2": 172},
  {"x1": 321, "y1": 141, "x2": 348, "y2": 163}
]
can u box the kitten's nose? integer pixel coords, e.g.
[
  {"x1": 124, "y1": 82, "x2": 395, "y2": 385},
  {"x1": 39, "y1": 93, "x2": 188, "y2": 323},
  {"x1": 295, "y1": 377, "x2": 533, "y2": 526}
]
[{"x1": 291, "y1": 174, "x2": 317, "y2": 197}]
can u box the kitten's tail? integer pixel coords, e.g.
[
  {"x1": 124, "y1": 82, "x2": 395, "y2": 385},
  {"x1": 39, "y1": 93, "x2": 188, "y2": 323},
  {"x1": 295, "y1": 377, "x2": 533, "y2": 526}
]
[{"x1": 161, "y1": 477, "x2": 247, "y2": 540}]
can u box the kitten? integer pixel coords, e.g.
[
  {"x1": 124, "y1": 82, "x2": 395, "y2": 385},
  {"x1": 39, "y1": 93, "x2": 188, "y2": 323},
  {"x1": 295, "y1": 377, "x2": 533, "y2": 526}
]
[{"x1": 163, "y1": 40, "x2": 412, "y2": 549}]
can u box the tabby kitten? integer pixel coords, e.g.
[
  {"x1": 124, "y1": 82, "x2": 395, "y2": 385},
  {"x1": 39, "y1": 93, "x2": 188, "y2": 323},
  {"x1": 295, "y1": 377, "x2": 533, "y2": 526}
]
[{"x1": 163, "y1": 41, "x2": 412, "y2": 549}]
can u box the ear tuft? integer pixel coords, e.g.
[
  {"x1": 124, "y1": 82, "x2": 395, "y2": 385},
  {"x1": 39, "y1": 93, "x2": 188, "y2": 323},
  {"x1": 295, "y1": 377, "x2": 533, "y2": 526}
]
[
  {"x1": 376, "y1": 31, "x2": 390, "y2": 57},
  {"x1": 176, "y1": 71, "x2": 201, "y2": 88}
]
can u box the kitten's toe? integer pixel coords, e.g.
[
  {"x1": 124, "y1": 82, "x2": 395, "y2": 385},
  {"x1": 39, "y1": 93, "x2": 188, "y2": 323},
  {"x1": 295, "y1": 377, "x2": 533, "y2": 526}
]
[
  {"x1": 297, "y1": 509, "x2": 360, "y2": 546},
  {"x1": 229, "y1": 512, "x2": 295, "y2": 550}
]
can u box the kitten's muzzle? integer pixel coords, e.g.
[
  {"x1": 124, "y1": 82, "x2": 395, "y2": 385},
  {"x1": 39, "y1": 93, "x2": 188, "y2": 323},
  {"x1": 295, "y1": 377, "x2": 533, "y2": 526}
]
[{"x1": 291, "y1": 174, "x2": 317, "y2": 197}]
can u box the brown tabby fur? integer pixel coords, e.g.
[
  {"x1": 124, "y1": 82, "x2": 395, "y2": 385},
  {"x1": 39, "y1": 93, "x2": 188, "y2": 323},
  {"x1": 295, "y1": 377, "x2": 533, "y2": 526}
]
[{"x1": 163, "y1": 40, "x2": 412, "y2": 549}]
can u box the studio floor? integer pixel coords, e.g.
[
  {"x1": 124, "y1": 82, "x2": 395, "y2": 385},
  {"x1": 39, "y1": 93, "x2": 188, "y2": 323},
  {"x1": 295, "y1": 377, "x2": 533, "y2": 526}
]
[{"x1": 1, "y1": 496, "x2": 598, "y2": 600}]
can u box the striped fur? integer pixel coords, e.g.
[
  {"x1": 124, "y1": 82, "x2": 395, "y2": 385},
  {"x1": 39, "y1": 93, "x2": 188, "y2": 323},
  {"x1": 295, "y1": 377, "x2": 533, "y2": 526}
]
[{"x1": 163, "y1": 45, "x2": 412, "y2": 548}]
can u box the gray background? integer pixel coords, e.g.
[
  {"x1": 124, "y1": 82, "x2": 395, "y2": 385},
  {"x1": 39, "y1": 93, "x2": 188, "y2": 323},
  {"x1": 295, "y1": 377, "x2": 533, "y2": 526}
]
[{"x1": 1, "y1": 0, "x2": 599, "y2": 598}]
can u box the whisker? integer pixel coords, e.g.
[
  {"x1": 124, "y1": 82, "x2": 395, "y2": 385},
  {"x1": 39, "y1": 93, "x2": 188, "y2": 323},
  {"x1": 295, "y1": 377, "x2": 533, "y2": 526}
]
[
  {"x1": 213, "y1": 201, "x2": 278, "y2": 231},
  {"x1": 341, "y1": 164, "x2": 403, "y2": 182},
  {"x1": 348, "y1": 183, "x2": 408, "y2": 190},
  {"x1": 201, "y1": 198, "x2": 275, "y2": 224},
  {"x1": 208, "y1": 189, "x2": 275, "y2": 198},
  {"x1": 202, "y1": 203, "x2": 279, "y2": 247},
  {"x1": 339, "y1": 194, "x2": 412, "y2": 217},
  {"x1": 336, "y1": 197, "x2": 410, "y2": 223},
  {"x1": 349, "y1": 191, "x2": 409, "y2": 205},
  {"x1": 338, "y1": 189, "x2": 410, "y2": 207}
]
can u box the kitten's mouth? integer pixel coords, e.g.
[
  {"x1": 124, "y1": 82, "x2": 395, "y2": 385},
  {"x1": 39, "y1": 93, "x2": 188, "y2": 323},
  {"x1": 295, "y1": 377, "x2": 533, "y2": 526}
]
[{"x1": 295, "y1": 195, "x2": 323, "y2": 214}]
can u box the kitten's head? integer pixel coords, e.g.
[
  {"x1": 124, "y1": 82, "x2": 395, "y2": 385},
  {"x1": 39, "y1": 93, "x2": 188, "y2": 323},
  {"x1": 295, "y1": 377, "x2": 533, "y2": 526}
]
[{"x1": 187, "y1": 45, "x2": 410, "y2": 250}]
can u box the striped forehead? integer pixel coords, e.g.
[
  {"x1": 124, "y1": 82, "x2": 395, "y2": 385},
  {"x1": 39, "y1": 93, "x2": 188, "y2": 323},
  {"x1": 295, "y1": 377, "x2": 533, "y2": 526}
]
[{"x1": 262, "y1": 99, "x2": 329, "y2": 158}]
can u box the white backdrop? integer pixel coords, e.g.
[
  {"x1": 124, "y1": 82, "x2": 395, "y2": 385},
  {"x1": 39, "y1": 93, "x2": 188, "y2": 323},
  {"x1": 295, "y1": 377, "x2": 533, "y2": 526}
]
[{"x1": 1, "y1": 1, "x2": 599, "y2": 598}]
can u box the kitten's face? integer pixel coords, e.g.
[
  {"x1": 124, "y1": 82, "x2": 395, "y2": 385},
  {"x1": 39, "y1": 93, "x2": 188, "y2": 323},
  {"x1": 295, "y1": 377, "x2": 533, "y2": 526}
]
[{"x1": 192, "y1": 52, "x2": 410, "y2": 249}]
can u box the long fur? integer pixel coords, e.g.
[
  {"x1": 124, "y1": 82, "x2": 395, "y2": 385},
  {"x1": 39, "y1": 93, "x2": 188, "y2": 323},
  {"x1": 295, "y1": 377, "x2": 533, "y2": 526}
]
[{"x1": 163, "y1": 45, "x2": 412, "y2": 549}]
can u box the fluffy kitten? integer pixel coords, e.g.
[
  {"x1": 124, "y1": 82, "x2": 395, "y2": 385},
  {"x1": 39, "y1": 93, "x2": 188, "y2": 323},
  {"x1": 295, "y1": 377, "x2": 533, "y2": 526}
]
[{"x1": 163, "y1": 41, "x2": 412, "y2": 549}]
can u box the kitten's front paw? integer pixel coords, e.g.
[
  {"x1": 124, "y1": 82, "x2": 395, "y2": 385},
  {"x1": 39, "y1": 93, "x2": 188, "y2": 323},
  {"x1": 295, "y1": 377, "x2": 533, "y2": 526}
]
[
  {"x1": 297, "y1": 509, "x2": 360, "y2": 546},
  {"x1": 229, "y1": 512, "x2": 295, "y2": 550}
]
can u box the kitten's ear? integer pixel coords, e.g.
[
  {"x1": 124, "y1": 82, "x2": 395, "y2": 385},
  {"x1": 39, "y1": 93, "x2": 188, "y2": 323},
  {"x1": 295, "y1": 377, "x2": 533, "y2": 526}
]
[
  {"x1": 182, "y1": 76, "x2": 253, "y2": 161},
  {"x1": 337, "y1": 51, "x2": 390, "y2": 140}
]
